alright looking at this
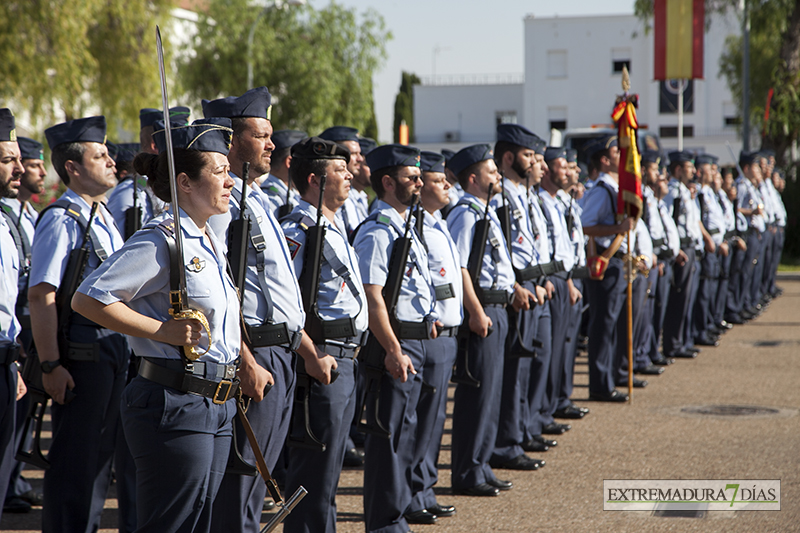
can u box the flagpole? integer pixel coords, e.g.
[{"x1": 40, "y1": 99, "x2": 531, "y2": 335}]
[
  {"x1": 627, "y1": 223, "x2": 633, "y2": 399},
  {"x1": 677, "y1": 79, "x2": 684, "y2": 151}
]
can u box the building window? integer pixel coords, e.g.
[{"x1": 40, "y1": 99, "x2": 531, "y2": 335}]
[
  {"x1": 548, "y1": 107, "x2": 567, "y2": 131},
  {"x1": 613, "y1": 60, "x2": 631, "y2": 73},
  {"x1": 547, "y1": 50, "x2": 567, "y2": 78},
  {"x1": 496, "y1": 111, "x2": 518, "y2": 127},
  {"x1": 723, "y1": 102, "x2": 740, "y2": 127},
  {"x1": 612, "y1": 48, "x2": 631, "y2": 74},
  {"x1": 659, "y1": 125, "x2": 694, "y2": 138},
  {"x1": 659, "y1": 80, "x2": 694, "y2": 114}
]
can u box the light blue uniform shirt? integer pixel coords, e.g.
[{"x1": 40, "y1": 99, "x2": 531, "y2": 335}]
[
  {"x1": 79, "y1": 208, "x2": 240, "y2": 364},
  {"x1": 659, "y1": 198, "x2": 681, "y2": 257},
  {"x1": 641, "y1": 186, "x2": 666, "y2": 243},
  {"x1": 556, "y1": 189, "x2": 586, "y2": 267},
  {"x1": 580, "y1": 174, "x2": 632, "y2": 253},
  {"x1": 446, "y1": 183, "x2": 464, "y2": 213},
  {"x1": 758, "y1": 180, "x2": 777, "y2": 225},
  {"x1": 422, "y1": 210, "x2": 464, "y2": 328},
  {"x1": 0, "y1": 216, "x2": 20, "y2": 345},
  {"x1": 208, "y1": 176, "x2": 305, "y2": 332},
  {"x1": 767, "y1": 179, "x2": 786, "y2": 227},
  {"x1": 107, "y1": 175, "x2": 164, "y2": 234},
  {"x1": 281, "y1": 199, "x2": 368, "y2": 333},
  {"x1": 538, "y1": 189, "x2": 575, "y2": 272},
  {"x1": 489, "y1": 179, "x2": 541, "y2": 270},
  {"x1": 447, "y1": 193, "x2": 515, "y2": 295},
  {"x1": 30, "y1": 188, "x2": 124, "y2": 291},
  {"x1": 260, "y1": 174, "x2": 298, "y2": 218},
  {"x1": 735, "y1": 176, "x2": 766, "y2": 232},
  {"x1": 353, "y1": 199, "x2": 437, "y2": 323},
  {"x1": 336, "y1": 190, "x2": 369, "y2": 238},
  {"x1": 1, "y1": 198, "x2": 37, "y2": 294},
  {"x1": 665, "y1": 178, "x2": 703, "y2": 246},
  {"x1": 578, "y1": 177, "x2": 599, "y2": 209},
  {"x1": 719, "y1": 190, "x2": 736, "y2": 233},
  {"x1": 699, "y1": 185, "x2": 726, "y2": 246},
  {"x1": 635, "y1": 220, "x2": 654, "y2": 269}
]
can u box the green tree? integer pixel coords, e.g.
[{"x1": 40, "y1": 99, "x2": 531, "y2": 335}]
[
  {"x1": 393, "y1": 71, "x2": 420, "y2": 144},
  {"x1": 0, "y1": 0, "x2": 173, "y2": 136},
  {"x1": 180, "y1": 0, "x2": 390, "y2": 137}
]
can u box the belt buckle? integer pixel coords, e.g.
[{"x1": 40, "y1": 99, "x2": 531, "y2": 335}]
[{"x1": 213, "y1": 379, "x2": 234, "y2": 404}]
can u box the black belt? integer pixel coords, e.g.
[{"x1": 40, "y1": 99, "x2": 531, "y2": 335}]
[
  {"x1": 551, "y1": 271, "x2": 569, "y2": 280},
  {"x1": 708, "y1": 228, "x2": 721, "y2": 236},
  {"x1": 317, "y1": 340, "x2": 361, "y2": 360},
  {"x1": 139, "y1": 357, "x2": 239, "y2": 404},
  {"x1": 542, "y1": 260, "x2": 564, "y2": 275},
  {"x1": 651, "y1": 238, "x2": 666, "y2": 248},
  {"x1": 437, "y1": 326, "x2": 459, "y2": 337},
  {"x1": 434, "y1": 283, "x2": 455, "y2": 301},
  {"x1": 480, "y1": 289, "x2": 510, "y2": 306},
  {"x1": 724, "y1": 231, "x2": 736, "y2": 240},
  {"x1": 694, "y1": 249, "x2": 703, "y2": 259},
  {"x1": 680, "y1": 237, "x2": 693, "y2": 247},
  {"x1": 394, "y1": 320, "x2": 431, "y2": 340},
  {"x1": 571, "y1": 266, "x2": 589, "y2": 279},
  {"x1": 516, "y1": 264, "x2": 545, "y2": 281},
  {"x1": 0, "y1": 344, "x2": 20, "y2": 366},
  {"x1": 245, "y1": 322, "x2": 303, "y2": 350},
  {"x1": 658, "y1": 249, "x2": 675, "y2": 260}
]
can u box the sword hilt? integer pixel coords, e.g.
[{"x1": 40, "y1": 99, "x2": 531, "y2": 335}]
[{"x1": 168, "y1": 305, "x2": 212, "y2": 361}]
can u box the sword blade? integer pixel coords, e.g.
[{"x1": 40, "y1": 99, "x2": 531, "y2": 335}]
[{"x1": 156, "y1": 26, "x2": 188, "y2": 307}]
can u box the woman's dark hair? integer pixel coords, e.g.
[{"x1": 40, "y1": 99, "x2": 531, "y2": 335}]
[
  {"x1": 289, "y1": 157, "x2": 330, "y2": 196},
  {"x1": 133, "y1": 149, "x2": 211, "y2": 203}
]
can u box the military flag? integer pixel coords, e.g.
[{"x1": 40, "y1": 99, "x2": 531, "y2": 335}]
[{"x1": 611, "y1": 88, "x2": 643, "y2": 221}]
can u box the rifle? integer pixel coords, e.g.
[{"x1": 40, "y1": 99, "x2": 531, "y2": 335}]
[
  {"x1": 496, "y1": 177, "x2": 512, "y2": 252},
  {"x1": 356, "y1": 195, "x2": 419, "y2": 438},
  {"x1": 124, "y1": 176, "x2": 142, "y2": 240},
  {"x1": 452, "y1": 184, "x2": 495, "y2": 387},
  {"x1": 15, "y1": 203, "x2": 95, "y2": 468},
  {"x1": 288, "y1": 172, "x2": 339, "y2": 452},
  {"x1": 276, "y1": 181, "x2": 293, "y2": 219}
]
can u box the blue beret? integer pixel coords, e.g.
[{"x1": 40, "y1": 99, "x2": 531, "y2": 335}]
[
  {"x1": 17, "y1": 137, "x2": 43, "y2": 160},
  {"x1": 420, "y1": 151, "x2": 446, "y2": 173},
  {"x1": 441, "y1": 149, "x2": 456, "y2": 162},
  {"x1": 668, "y1": 150, "x2": 694, "y2": 164},
  {"x1": 496, "y1": 123, "x2": 542, "y2": 151},
  {"x1": 45, "y1": 116, "x2": 107, "y2": 150},
  {"x1": 544, "y1": 146, "x2": 567, "y2": 163},
  {"x1": 358, "y1": 137, "x2": 377, "y2": 156},
  {"x1": 565, "y1": 148, "x2": 578, "y2": 163},
  {"x1": 448, "y1": 144, "x2": 494, "y2": 177},
  {"x1": 153, "y1": 117, "x2": 233, "y2": 156},
  {"x1": 0, "y1": 109, "x2": 15, "y2": 142},
  {"x1": 139, "y1": 107, "x2": 191, "y2": 129},
  {"x1": 112, "y1": 142, "x2": 140, "y2": 163},
  {"x1": 739, "y1": 151, "x2": 761, "y2": 167},
  {"x1": 202, "y1": 86, "x2": 273, "y2": 120},
  {"x1": 290, "y1": 136, "x2": 350, "y2": 163},
  {"x1": 695, "y1": 153, "x2": 718, "y2": 166},
  {"x1": 272, "y1": 130, "x2": 307, "y2": 152},
  {"x1": 759, "y1": 149, "x2": 775, "y2": 158},
  {"x1": 640, "y1": 150, "x2": 661, "y2": 165},
  {"x1": 366, "y1": 144, "x2": 420, "y2": 172},
  {"x1": 319, "y1": 126, "x2": 359, "y2": 143}
]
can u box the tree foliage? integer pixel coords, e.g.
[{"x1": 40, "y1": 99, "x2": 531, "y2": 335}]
[
  {"x1": 393, "y1": 71, "x2": 420, "y2": 144},
  {"x1": 180, "y1": 0, "x2": 389, "y2": 138},
  {"x1": 0, "y1": 0, "x2": 173, "y2": 135}
]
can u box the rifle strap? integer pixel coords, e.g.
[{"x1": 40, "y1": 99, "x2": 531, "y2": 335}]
[
  {"x1": 233, "y1": 185, "x2": 276, "y2": 325},
  {"x1": 236, "y1": 394, "x2": 283, "y2": 503},
  {"x1": 38, "y1": 199, "x2": 111, "y2": 262},
  {"x1": 0, "y1": 206, "x2": 28, "y2": 276}
]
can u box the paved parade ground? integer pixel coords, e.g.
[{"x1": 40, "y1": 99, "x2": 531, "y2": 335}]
[{"x1": 3, "y1": 278, "x2": 799, "y2": 533}]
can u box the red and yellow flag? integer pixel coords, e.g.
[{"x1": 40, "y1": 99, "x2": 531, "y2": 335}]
[
  {"x1": 653, "y1": 0, "x2": 704, "y2": 80},
  {"x1": 611, "y1": 98, "x2": 643, "y2": 221}
]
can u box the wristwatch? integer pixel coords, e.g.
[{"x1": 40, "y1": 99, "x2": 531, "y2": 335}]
[{"x1": 40, "y1": 360, "x2": 62, "y2": 374}]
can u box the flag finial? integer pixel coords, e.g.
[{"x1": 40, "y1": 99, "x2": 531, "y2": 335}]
[{"x1": 622, "y1": 65, "x2": 630, "y2": 93}]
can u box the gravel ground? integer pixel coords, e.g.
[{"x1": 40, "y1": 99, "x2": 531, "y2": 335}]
[{"x1": 3, "y1": 280, "x2": 798, "y2": 532}]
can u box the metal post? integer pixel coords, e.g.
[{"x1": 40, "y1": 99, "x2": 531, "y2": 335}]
[{"x1": 742, "y1": 0, "x2": 751, "y2": 151}]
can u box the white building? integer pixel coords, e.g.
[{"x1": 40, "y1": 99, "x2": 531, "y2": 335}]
[{"x1": 414, "y1": 12, "x2": 744, "y2": 165}]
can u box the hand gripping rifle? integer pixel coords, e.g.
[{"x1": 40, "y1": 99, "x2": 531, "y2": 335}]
[
  {"x1": 288, "y1": 173, "x2": 340, "y2": 452},
  {"x1": 277, "y1": 181, "x2": 293, "y2": 219},
  {"x1": 156, "y1": 27, "x2": 305, "y2": 526},
  {"x1": 15, "y1": 203, "x2": 94, "y2": 468},
  {"x1": 356, "y1": 195, "x2": 419, "y2": 438},
  {"x1": 452, "y1": 184, "x2": 495, "y2": 387},
  {"x1": 124, "y1": 176, "x2": 142, "y2": 240}
]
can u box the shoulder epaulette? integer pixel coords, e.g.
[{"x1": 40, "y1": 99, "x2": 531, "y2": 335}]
[
  {"x1": 468, "y1": 201, "x2": 483, "y2": 214},
  {"x1": 376, "y1": 214, "x2": 392, "y2": 226}
]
